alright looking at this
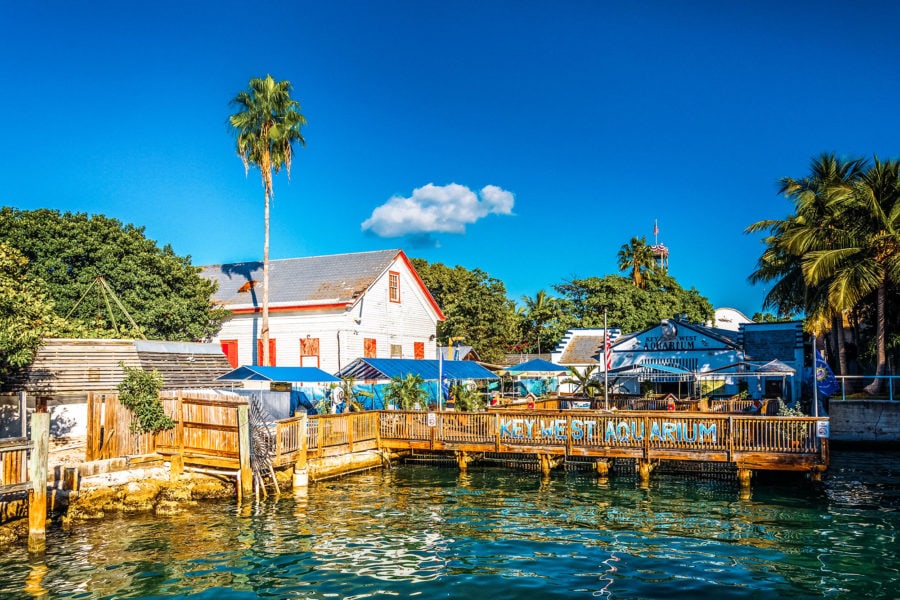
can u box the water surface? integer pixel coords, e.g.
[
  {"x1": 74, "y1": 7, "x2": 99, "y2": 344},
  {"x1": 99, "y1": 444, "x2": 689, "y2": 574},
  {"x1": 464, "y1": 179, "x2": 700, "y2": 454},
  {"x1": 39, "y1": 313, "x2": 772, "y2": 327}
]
[{"x1": 1, "y1": 448, "x2": 897, "y2": 599}]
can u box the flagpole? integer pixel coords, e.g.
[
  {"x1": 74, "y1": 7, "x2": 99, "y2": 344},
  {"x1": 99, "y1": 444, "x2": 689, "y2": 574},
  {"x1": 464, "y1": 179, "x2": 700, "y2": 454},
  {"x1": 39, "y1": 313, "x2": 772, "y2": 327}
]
[
  {"x1": 812, "y1": 333, "x2": 819, "y2": 418},
  {"x1": 604, "y1": 309, "x2": 609, "y2": 410},
  {"x1": 438, "y1": 348, "x2": 443, "y2": 412}
]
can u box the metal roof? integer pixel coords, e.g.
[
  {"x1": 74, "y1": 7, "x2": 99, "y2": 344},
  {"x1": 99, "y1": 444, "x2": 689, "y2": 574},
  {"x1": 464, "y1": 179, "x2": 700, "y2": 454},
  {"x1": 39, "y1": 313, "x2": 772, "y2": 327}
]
[
  {"x1": 337, "y1": 358, "x2": 499, "y2": 381},
  {"x1": 201, "y1": 249, "x2": 402, "y2": 307},
  {"x1": 217, "y1": 366, "x2": 340, "y2": 383}
]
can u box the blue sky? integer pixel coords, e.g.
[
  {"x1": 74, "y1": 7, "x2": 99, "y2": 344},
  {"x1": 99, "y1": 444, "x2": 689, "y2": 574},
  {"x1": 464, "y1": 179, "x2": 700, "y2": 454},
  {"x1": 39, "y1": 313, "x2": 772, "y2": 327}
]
[{"x1": 3, "y1": 1, "x2": 899, "y2": 319}]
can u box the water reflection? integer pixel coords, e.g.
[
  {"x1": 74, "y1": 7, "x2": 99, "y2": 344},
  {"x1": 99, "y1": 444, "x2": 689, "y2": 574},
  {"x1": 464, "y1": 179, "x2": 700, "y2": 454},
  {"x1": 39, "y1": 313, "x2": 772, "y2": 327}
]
[{"x1": 0, "y1": 449, "x2": 897, "y2": 599}]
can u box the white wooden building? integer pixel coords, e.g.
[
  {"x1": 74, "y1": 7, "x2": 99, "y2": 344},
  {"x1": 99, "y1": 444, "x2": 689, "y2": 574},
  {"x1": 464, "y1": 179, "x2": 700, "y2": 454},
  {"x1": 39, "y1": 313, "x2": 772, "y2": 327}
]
[{"x1": 201, "y1": 249, "x2": 445, "y2": 374}]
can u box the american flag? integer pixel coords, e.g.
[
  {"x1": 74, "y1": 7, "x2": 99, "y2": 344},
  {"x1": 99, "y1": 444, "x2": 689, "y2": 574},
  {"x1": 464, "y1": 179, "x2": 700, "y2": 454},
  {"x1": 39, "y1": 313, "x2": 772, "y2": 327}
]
[{"x1": 605, "y1": 330, "x2": 613, "y2": 371}]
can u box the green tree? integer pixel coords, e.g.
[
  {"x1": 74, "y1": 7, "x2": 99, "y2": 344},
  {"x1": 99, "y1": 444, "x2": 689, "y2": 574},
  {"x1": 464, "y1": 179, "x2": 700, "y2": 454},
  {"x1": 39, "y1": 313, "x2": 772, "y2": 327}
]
[
  {"x1": 411, "y1": 259, "x2": 518, "y2": 364},
  {"x1": 384, "y1": 374, "x2": 428, "y2": 410},
  {"x1": 0, "y1": 208, "x2": 226, "y2": 341},
  {"x1": 617, "y1": 236, "x2": 655, "y2": 288},
  {"x1": 553, "y1": 273, "x2": 712, "y2": 334},
  {"x1": 450, "y1": 381, "x2": 483, "y2": 412},
  {"x1": 117, "y1": 364, "x2": 173, "y2": 434},
  {"x1": 229, "y1": 75, "x2": 308, "y2": 366},
  {"x1": 0, "y1": 243, "x2": 72, "y2": 382},
  {"x1": 520, "y1": 290, "x2": 566, "y2": 355}
]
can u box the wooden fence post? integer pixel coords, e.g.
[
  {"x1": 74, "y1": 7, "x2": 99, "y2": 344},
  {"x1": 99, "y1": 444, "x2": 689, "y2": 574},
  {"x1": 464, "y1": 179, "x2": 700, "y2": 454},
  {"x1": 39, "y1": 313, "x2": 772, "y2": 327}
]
[
  {"x1": 237, "y1": 404, "x2": 252, "y2": 498},
  {"x1": 293, "y1": 414, "x2": 309, "y2": 491},
  {"x1": 28, "y1": 412, "x2": 49, "y2": 554},
  {"x1": 18, "y1": 391, "x2": 27, "y2": 439},
  {"x1": 170, "y1": 391, "x2": 184, "y2": 477}
]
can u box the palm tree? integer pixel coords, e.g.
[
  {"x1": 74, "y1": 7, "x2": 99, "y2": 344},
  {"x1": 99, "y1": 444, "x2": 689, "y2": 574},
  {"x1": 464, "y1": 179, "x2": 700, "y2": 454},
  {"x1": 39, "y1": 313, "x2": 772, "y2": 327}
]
[
  {"x1": 747, "y1": 154, "x2": 866, "y2": 376},
  {"x1": 561, "y1": 365, "x2": 603, "y2": 398},
  {"x1": 617, "y1": 236, "x2": 655, "y2": 287},
  {"x1": 522, "y1": 290, "x2": 549, "y2": 355},
  {"x1": 805, "y1": 157, "x2": 900, "y2": 393},
  {"x1": 229, "y1": 75, "x2": 307, "y2": 366}
]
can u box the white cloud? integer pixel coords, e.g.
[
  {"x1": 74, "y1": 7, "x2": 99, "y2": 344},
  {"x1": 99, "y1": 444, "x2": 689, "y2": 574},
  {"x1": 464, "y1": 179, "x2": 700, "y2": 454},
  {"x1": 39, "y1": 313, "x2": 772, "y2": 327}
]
[{"x1": 361, "y1": 183, "x2": 515, "y2": 239}]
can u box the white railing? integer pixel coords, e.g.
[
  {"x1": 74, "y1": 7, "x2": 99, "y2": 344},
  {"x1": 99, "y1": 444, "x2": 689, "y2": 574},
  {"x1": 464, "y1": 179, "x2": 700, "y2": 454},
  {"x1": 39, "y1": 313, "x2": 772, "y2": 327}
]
[{"x1": 832, "y1": 375, "x2": 899, "y2": 401}]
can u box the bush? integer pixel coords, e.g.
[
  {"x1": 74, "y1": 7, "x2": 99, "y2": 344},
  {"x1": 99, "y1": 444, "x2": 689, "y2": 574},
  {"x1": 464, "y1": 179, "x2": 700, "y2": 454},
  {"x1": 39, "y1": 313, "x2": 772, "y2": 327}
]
[{"x1": 117, "y1": 364, "x2": 174, "y2": 434}]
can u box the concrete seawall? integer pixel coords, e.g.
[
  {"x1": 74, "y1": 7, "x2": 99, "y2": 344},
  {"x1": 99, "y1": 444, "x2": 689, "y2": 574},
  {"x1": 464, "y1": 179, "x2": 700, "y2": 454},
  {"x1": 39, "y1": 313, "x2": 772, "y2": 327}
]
[{"x1": 829, "y1": 400, "x2": 900, "y2": 443}]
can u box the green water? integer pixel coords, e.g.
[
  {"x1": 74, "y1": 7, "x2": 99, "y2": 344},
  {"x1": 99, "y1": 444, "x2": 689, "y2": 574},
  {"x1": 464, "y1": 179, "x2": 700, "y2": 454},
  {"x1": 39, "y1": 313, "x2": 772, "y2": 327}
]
[{"x1": 1, "y1": 448, "x2": 897, "y2": 599}]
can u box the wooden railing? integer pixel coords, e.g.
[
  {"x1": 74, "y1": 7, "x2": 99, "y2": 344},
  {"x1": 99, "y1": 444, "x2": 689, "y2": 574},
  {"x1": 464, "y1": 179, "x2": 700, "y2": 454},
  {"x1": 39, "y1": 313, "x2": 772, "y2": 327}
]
[
  {"x1": 306, "y1": 412, "x2": 380, "y2": 459},
  {"x1": 0, "y1": 438, "x2": 30, "y2": 493},
  {"x1": 371, "y1": 410, "x2": 827, "y2": 472}
]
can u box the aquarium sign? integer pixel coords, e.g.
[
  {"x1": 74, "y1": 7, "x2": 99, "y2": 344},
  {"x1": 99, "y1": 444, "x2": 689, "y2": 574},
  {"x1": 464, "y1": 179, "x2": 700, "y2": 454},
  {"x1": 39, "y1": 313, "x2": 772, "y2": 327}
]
[{"x1": 499, "y1": 417, "x2": 717, "y2": 444}]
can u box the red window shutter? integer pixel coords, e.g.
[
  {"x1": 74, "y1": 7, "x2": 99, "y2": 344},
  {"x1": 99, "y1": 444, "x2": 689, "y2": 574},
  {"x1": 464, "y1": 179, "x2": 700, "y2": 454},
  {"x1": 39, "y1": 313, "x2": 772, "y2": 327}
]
[
  {"x1": 221, "y1": 340, "x2": 238, "y2": 368},
  {"x1": 257, "y1": 338, "x2": 277, "y2": 366},
  {"x1": 364, "y1": 338, "x2": 377, "y2": 358},
  {"x1": 300, "y1": 337, "x2": 320, "y2": 368},
  {"x1": 414, "y1": 341, "x2": 424, "y2": 360}
]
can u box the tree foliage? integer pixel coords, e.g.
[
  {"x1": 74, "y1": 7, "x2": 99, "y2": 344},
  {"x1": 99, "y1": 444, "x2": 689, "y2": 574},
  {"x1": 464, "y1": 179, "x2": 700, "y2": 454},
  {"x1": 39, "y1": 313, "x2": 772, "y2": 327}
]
[
  {"x1": 0, "y1": 207, "x2": 227, "y2": 341},
  {"x1": 0, "y1": 243, "x2": 72, "y2": 381},
  {"x1": 384, "y1": 374, "x2": 429, "y2": 410},
  {"x1": 117, "y1": 364, "x2": 174, "y2": 434},
  {"x1": 411, "y1": 258, "x2": 518, "y2": 364},
  {"x1": 553, "y1": 273, "x2": 713, "y2": 333}
]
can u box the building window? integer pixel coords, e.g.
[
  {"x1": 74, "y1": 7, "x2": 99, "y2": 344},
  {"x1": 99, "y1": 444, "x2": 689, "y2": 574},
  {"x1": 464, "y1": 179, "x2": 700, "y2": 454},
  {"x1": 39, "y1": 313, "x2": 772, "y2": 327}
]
[
  {"x1": 414, "y1": 341, "x2": 424, "y2": 360},
  {"x1": 389, "y1": 271, "x2": 400, "y2": 303},
  {"x1": 257, "y1": 338, "x2": 276, "y2": 366},
  {"x1": 364, "y1": 338, "x2": 377, "y2": 358},
  {"x1": 221, "y1": 340, "x2": 238, "y2": 368},
  {"x1": 300, "y1": 336, "x2": 320, "y2": 368},
  {"x1": 390, "y1": 344, "x2": 403, "y2": 358}
]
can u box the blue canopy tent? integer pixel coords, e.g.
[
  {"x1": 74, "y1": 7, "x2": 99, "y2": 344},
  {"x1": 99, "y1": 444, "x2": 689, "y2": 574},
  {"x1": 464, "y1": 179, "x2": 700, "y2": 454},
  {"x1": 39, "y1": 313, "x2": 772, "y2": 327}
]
[
  {"x1": 336, "y1": 358, "x2": 500, "y2": 408},
  {"x1": 501, "y1": 358, "x2": 569, "y2": 397},
  {"x1": 217, "y1": 366, "x2": 341, "y2": 416}
]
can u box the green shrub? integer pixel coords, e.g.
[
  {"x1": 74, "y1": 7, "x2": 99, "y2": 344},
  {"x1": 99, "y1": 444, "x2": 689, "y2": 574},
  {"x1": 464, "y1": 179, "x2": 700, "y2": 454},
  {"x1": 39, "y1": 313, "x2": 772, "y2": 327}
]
[{"x1": 117, "y1": 363, "x2": 174, "y2": 434}]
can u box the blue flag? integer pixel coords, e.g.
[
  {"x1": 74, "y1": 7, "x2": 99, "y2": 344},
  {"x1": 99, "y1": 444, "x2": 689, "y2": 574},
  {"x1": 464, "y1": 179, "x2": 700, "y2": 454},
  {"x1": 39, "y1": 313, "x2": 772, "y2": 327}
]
[{"x1": 814, "y1": 350, "x2": 840, "y2": 397}]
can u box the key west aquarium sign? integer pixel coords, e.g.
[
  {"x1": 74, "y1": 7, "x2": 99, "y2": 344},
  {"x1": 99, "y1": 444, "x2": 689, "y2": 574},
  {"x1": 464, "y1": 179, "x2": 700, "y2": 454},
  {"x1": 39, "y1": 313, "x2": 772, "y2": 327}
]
[{"x1": 499, "y1": 417, "x2": 718, "y2": 444}]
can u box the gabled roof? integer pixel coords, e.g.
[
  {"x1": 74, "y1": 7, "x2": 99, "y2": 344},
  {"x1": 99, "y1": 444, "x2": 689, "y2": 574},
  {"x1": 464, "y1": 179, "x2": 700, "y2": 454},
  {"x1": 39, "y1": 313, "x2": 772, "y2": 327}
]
[
  {"x1": 337, "y1": 358, "x2": 499, "y2": 381},
  {"x1": 503, "y1": 358, "x2": 569, "y2": 375},
  {"x1": 217, "y1": 366, "x2": 340, "y2": 383},
  {"x1": 559, "y1": 335, "x2": 603, "y2": 364},
  {"x1": 200, "y1": 249, "x2": 444, "y2": 318},
  {"x1": 437, "y1": 345, "x2": 480, "y2": 361},
  {"x1": 612, "y1": 319, "x2": 741, "y2": 350}
]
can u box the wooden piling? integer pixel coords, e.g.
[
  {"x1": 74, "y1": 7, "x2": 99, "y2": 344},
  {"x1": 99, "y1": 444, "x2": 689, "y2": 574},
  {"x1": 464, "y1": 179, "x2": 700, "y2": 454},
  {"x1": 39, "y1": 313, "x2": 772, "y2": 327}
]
[
  {"x1": 237, "y1": 405, "x2": 252, "y2": 498},
  {"x1": 28, "y1": 412, "x2": 49, "y2": 553}
]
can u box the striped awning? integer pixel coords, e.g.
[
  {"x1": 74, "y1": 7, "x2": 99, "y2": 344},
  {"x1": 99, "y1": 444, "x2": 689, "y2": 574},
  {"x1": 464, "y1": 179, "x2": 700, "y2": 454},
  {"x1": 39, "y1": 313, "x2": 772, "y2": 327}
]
[{"x1": 336, "y1": 358, "x2": 499, "y2": 381}]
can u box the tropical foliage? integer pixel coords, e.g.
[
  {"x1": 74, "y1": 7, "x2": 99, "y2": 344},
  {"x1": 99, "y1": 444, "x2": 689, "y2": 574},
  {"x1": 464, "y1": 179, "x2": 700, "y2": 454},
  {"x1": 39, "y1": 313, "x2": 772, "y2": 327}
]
[
  {"x1": 617, "y1": 236, "x2": 656, "y2": 287},
  {"x1": 747, "y1": 153, "x2": 900, "y2": 392},
  {"x1": 561, "y1": 365, "x2": 603, "y2": 398},
  {"x1": 117, "y1": 364, "x2": 174, "y2": 434},
  {"x1": 384, "y1": 374, "x2": 429, "y2": 410},
  {"x1": 410, "y1": 259, "x2": 518, "y2": 363},
  {"x1": 0, "y1": 209, "x2": 226, "y2": 342},
  {"x1": 229, "y1": 75, "x2": 307, "y2": 366},
  {"x1": 450, "y1": 381, "x2": 484, "y2": 412}
]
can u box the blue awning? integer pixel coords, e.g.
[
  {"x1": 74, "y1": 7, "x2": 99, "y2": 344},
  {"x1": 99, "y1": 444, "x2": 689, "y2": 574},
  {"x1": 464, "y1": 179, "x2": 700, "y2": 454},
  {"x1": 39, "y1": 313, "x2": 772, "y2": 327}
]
[
  {"x1": 336, "y1": 358, "x2": 499, "y2": 381},
  {"x1": 217, "y1": 366, "x2": 340, "y2": 383},
  {"x1": 503, "y1": 358, "x2": 569, "y2": 374}
]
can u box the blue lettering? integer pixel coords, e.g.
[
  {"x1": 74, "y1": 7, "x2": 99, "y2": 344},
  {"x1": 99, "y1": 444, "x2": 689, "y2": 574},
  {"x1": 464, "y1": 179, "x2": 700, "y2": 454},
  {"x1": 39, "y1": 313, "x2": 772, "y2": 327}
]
[
  {"x1": 542, "y1": 421, "x2": 554, "y2": 438},
  {"x1": 699, "y1": 423, "x2": 717, "y2": 443},
  {"x1": 555, "y1": 420, "x2": 566, "y2": 439},
  {"x1": 631, "y1": 421, "x2": 644, "y2": 441},
  {"x1": 571, "y1": 420, "x2": 583, "y2": 440},
  {"x1": 650, "y1": 421, "x2": 662, "y2": 441},
  {"x1": 662, "y1": 422, "x2": 677, "y2": 442},
  {"x1": 681, "y1": 422, "x2": 697, "y2": 443},
  {"x1": 605, "y1": 421, "x2": 617, "y2": 443},
  {"x1": 524, "y1": 419, "x2": 535, "y2": 438},
  {"x1": 616, "y1": 421, "x2": 630, "y2": 442},
  {"x1": 513, "y1": 420, "x2": 523, "y2": 438},
  {"x1": 500, "y1": 420, "x2": 513, "y2": 437},
  {"x1": 584, "y1": 421, "x2": 596, "y2": 439}
]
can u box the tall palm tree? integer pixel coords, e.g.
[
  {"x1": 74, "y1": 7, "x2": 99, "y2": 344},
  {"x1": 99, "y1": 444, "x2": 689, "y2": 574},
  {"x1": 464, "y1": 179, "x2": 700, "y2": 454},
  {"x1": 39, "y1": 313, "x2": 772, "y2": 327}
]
[
  {"x1": 522, "y1": 290, "x2": 549, "y2": 355},
  {"x1": 230, "y1": 75, "x2": 307, "y2": 366},
  {"x1": 805, "y1": 157, "x2": 900, "y2": 393},
  {"x1": 617, "y1": 236, "x2": 654, "y2": 288}
]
